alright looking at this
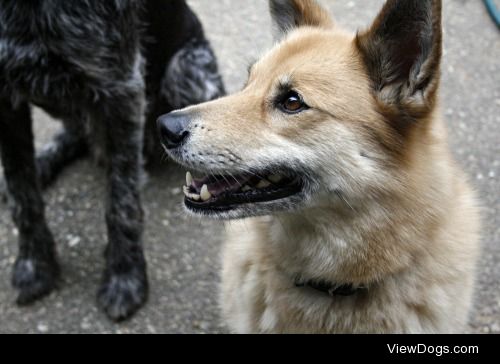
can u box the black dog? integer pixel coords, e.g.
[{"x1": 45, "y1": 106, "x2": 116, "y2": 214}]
[{"x1": 0, "y1": 0, "x2": 224, "y2": 321}]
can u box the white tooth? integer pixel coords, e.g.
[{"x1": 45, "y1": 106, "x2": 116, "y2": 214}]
[
  {"x1": 242, "y1": 185, "x2": 252, "y2": 192},
  {"x1": 189, "y1": 193, "x2": 201, "y2": 201},
  {"x1": 183, "y1": 186, "x2": 190, "y2": 196},
  {"x1": 200, "y1": 184, "x2": 212, "y2": 201},
  {"x1": 268, "y1": 174, "x2": 283, "y2": 184},
  {"x1": 256, "y1": 180, "x2": 271, "y2": 189},
  {"x1": 186, "y1": 171, "x2": 193, "y2": 186}
]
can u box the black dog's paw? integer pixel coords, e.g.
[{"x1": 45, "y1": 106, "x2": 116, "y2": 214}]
[
  {"x1": 97, "y1": 269, "x2": 148, "y2": 322},
  {"x1": 12, "y1": 257, "x2": 60, "y2": 305}
]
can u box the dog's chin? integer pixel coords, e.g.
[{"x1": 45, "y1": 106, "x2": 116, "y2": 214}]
[{"x1": 179, "y1": 167, "x2": 309, "y2": 220}]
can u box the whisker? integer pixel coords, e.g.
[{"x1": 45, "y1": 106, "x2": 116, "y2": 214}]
[
  {"x1": 208, "y1": 170, "x2": 220, "y2": 184},
  {"x1": 234, "y1": 166, "x2": 267, "y2": 181},
  {"x1": 335, "y1": 190, "x2": 355, "y2": 212},
  {"x1": 218, "y1": 173, "x2": 233, "y2": 188},
  {"x1": 225, "y1": 171, "x2": 241, "y2": 185}
]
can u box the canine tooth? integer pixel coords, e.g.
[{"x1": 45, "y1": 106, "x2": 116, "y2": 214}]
[
  {"x1": 200, "y1": 184, "x2": 212, "y2": 201},
  {"x1": 268, "y1": 174, "x2": 283, "y2": 184},
  {"x1": 242, "y1": 185, "x2": 252, "y2": 192},
  {"x1": 186, "y1": 171, "x2": 193, "y2": 186},
  {"x1": 183, "y1": 186, "x2": 190, "y2": 196},
  {"x1": 256, "y1": 180, "x2": 271, "y2": 189}
]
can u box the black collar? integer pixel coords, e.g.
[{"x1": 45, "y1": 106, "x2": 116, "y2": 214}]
[{"x1": 295, "y1": 279, "x2": 366, "y2": 297}]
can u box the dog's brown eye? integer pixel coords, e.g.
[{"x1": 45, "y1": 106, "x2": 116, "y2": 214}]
[{"x1": 280, "y1": 91, "x2": 307, "y2": 114}]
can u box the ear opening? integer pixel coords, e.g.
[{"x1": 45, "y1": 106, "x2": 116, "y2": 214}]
[
  {"x1": 356, "y1": 0, "x2": 442, "y2": 116},
  {"x1": 269, "y1": 0, "x2": 334, "y2": 41}
]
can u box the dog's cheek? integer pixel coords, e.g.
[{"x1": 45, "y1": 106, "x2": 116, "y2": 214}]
[{"x1": 305, "y1": 127, "x2": 374, "y2": 196}]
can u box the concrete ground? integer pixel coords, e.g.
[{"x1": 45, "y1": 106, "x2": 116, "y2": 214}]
[{"x1": 0, "y1": 0, "x2": 499, "y2": 334}]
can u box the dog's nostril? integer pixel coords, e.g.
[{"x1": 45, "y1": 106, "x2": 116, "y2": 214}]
[
  {"x1": 159, "y1": 123, "x2": 187, "y2": 144},
  {"x1": 157, "y1": 112, "x2": 191, "y2": 149}
]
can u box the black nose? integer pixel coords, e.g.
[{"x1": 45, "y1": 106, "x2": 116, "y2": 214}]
[{"x1": 157, "y1": 112, "x2": 191, "y2": 149}]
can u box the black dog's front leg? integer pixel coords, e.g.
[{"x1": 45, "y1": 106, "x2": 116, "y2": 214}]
[
  {"x1": 0, "y1": 100, "x2": 60, "y2": 304},
  {"x1": 95, "y1": 91, "x2": 148, "y2": 322}
]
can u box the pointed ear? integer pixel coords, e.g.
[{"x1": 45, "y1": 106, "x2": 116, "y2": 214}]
[
  {"x1": 356, "y1": 0, "x2": 442, "y2": 113},
  {"x1": 269, "y1": 0, "x2": 334, "y2": 41}
]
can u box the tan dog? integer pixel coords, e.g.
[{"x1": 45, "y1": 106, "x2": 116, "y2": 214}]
[{"x1": 158, "y1": 0, "x2": 480, "y2": 333}]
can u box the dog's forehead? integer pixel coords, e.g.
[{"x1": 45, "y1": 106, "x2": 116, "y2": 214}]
[{"x1": 253, "y1": 29, "x2": 355, "y2": 80}]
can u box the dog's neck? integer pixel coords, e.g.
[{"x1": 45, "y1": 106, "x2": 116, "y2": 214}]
[{"x1": 266, "y1": 170, "x2": 453, "y2": 286}]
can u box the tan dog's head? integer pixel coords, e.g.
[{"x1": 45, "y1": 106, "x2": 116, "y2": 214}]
[{"x1": 158, "y1": 0, "x2": 443, "y2": 219}]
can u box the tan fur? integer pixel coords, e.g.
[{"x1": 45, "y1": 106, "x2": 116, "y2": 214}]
[{"x1": 170, "y1": 0, "x2": 480, "y2": 333}]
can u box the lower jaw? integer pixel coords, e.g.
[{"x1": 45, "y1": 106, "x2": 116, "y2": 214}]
[
  {"x1": 184, "y1": 200, "x2": 243, "y2": 214},
  {"x1": 184, "y1": 188, "x2": 304, "y2": 218}
]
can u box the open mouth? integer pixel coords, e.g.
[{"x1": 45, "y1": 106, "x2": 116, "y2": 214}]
[{"x1": 182, "y1": 170, "x2": 302, "y2": 213}]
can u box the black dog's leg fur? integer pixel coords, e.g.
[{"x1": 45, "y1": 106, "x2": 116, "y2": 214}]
[
  {"x1": 0, "y1": 120, "x2": 87, "y2": 202},
  {"x1": 36, "y1": 120, "x2": 88, "y2": 189},
  {"x1": 143, "y1": 95, "x2": 175, "y2": 166},
  {"x1": 0, "y1": 100, "x2": 60, "y2": 305},
  {"x1": 95, "y1": 87, "x2": 148, "y2": 321}
]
